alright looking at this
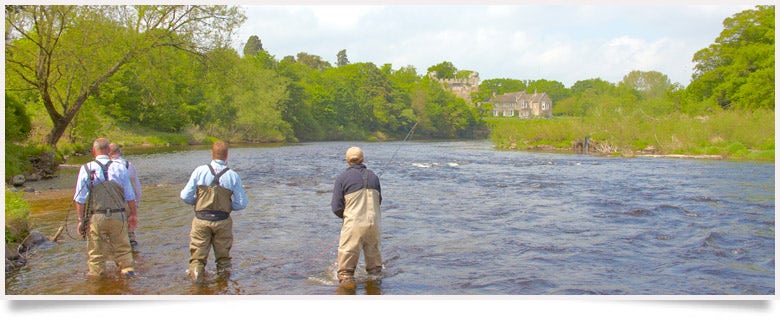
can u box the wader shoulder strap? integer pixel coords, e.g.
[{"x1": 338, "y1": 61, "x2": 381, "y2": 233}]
[
  {"x1": 206, "y1": 164, "x2": 230, "y2": 186},
  {"x1": 81, "y1": 164, "x2": 93, "y2": 187},
  {"x1": 92, "y1": 160, "x2": 113, "y2": 181},
  {"x1": 83, "y1": 160, "x2": 125, "y2": 214}
]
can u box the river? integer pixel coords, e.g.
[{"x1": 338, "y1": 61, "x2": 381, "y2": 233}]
[{"x1": 5, "y1": 140, "x2": 775, "y2": 296}]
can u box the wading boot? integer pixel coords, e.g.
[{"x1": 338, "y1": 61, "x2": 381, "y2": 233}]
[
  {"x1": 189, "y1": 266, "x2": 205, "y2": 284},
  {"x1": 217, "y1": 266, "x2": 232, "y2": 279},
  {"x1": 339, "y1": 277, "x2": 356, "y2": 290},
  {"x1": 367, "y1": 266, "x2": 383, "y2": 286},
  {"x1": 121, "y1": 269, "x2": 136, "y2": 278}
]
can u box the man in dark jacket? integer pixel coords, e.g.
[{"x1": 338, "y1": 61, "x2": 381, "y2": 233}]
[{"x1": 331, "y1": 146, "x2": 383, "y2": 290}]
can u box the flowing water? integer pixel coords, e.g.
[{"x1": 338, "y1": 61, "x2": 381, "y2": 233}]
[{"x1": 5, "y1": 140, "x2": 775, "y2": 295}]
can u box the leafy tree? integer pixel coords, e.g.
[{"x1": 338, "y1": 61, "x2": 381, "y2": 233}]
[
  {"x1": 619, "y1": 70, "x2": 672, "y2": 100},
  {"x1": 456, "y1": 70, "x2": 475, "y2": 79},
  {"x1": 385, "y1": 65, "x2": 420, "y2": 134},
  {"x1": 243, "y1": 35, "x2": 264, "y2": 56},
  {"x1": 281, "y1": 55, "x2": 297, "y2": 64},
  {"x1": 319, "y1": 62, "x2": 390, "y2": 138},
  {"x1": 296, "y1": 52, "x2": 332, "y2": 71},
  {"x1": 410, "y1": 77, "x2": 482, "y2": 139},
  {"x1": 97, "y1": 45, "x2": 203, "y2": 132},
  {"x1": 337, "y1": 49, "x2": 349, "y2": 67},
  {"x1": 279, "y1": 57, "x2": 320, "y2": 141},
  {"x1": 427, "y1": 61, "x2": 457, "y2": 79},
  {"x1": 231, "y1": 49, "x2": 292, "y2": 142},
  {"x1": 4, "y1": 94, "x2": 31, "y2": 142},
  {"x1": 570, "y1": 78, "x2": 617, "y2": 96},
  {"x1": 526, "y1": 79, "x2": 570, "y2": 103},
  {"x1": 556, "y1": 78, "x2": 619, "y2": 116},
  {"x1": 688, "y1": 5, "x2": 774, "y2": 110},
  {"x1": 4, "y1": 5, "x2": 246, "y2": 147},
  {"x1": 480, "y1": 78, "x2": 526, "y2": 94}
]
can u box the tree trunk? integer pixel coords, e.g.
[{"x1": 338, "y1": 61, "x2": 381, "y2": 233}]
[
  {"x1": 43, "y1": 51, "x2": 133, "y2": 148},
  {"x1": 46, "y1": 116, "x2": 72, "y2": 147}
]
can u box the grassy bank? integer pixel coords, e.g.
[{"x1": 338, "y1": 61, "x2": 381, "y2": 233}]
[
  {"x1": 488, "y1": 109, "x2": 774, "y2": 161},
  {"x1": 5, "y1": 188, "x2": 32, "y2": 245},
  {"x1": 6, "y1": 125, "x2": 208, "y2": 180}
]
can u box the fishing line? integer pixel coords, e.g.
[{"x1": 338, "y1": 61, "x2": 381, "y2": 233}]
[
  {"x1": 301, "y1": 236, "x2": 340, "y2": 280},
  {"x1": 380, "y1": 122, "x2": 418, "y2": 176},
  {"x1": 62, "y1": 202, "x2": 83, "y2": 241}
]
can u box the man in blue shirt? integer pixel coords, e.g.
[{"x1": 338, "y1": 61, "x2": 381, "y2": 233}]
[
  {"x1": 73, "y1": 138, "x2": 137, "y2": 278},
  {"x1": 180, "y1": 141, "x2": 248, "y2": 283},
  {"x1": 109, "y1": 143, "x2": 142, "y2": 249}
]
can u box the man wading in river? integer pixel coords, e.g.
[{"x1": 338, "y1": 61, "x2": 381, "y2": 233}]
[
  {"x1": 73, "y1": 138, "x2": 138, "y2": 278},
  {"x1": 180, "y1": 141, "x2": 248, "y2": 283},
  {"x1": 331, "y1": 147, "x2": 383, "y2": 290},
  {"x1": 109, "y1": 143, "x2": 141, "y2": 249}
]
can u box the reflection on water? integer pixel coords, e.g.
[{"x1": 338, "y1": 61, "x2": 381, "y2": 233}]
[{"x1": 7, "y1": 140, "x2": 775, "y2": 295}]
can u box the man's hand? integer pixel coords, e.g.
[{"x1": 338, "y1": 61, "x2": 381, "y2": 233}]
[
  {"x1": 78, "y1": 221, "x2": 89, "y2": 237},
  {"x1": 76, "y1": 202, "x2": 88, "y2": 238}
]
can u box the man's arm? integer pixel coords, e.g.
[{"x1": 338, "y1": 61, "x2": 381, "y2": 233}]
[
  {"x1": 76, "y1": 202, "x2": 87, "y2": 236},
  {"x1": 128, "y1": 163, "x2": 142, "y2": 203},
  {"x1": 331, "y1": 174, "x2": 345, "y2": 219},
  {"x1": 127, "y1": 200, "x2": 137, "y2": 231},
  {"x1": 180, "y1": 169, "x2": 200, "y2": 205},
  {"x1": 230, "y1": 173, "x2": 248, "y2": 211}
]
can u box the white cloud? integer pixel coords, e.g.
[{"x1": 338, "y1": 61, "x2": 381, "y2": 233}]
[{"x1": 308, "y1": 5, "x2": 380, "y2": 30}]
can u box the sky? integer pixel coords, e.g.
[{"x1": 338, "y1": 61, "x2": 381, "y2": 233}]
[{"x1": 232, "y1": 1, "x2": 762, "y2": 87}]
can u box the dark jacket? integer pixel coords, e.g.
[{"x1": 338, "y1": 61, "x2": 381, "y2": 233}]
[{"x1": 331, "y1": 164, "x2": 381, "y2": 219}]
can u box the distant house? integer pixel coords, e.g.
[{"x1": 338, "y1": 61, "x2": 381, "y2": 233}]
[{"x1": 490, "y1": 91, "x2": 552, "y2": 119}]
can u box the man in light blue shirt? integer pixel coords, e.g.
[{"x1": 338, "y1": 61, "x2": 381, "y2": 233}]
[
  {"x1": 109, "y1": 143, "x2": 142, "y2": 249},
  {"x1": 73, "y1": 138, "x2": 137, "y2": 278},
  {"x1": 180, "y1": 141, "x2": 248, "y2": 283}
]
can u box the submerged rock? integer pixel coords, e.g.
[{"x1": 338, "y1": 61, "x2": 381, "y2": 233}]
[
  {"x1": 11, "y1": 175, "x2": 25, "y2": 187},
  {"x1": 5, "y1": 243, "x2": 25, "y2": 272},
  {"x1": 5, "y1": 231, "x2": 50, "y2": 272}
]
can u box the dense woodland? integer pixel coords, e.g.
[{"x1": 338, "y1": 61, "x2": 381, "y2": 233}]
[{"x1": 4, "y1": 5, "x2": 775, "y2": 179}]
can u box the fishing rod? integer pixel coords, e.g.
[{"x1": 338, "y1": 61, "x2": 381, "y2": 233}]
[{"x1": 380, "y1": 122, "x2": 418, "y2": 174}]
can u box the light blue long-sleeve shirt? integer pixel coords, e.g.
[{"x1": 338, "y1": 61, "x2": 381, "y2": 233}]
[
  {"x1": 111, "y1": 156, "x2": 142, "y2": 204},
  {"x1": 180, "y1": 160, "x2": 248, "y2": 211},
  {"x1": 73, "y1": 155, "x2": 136, "y2": 204}
]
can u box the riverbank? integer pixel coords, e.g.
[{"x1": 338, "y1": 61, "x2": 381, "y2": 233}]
[
  {"x1": 5, "y1": 187, "x2": 33, "y2": 271},
  {"x1": 504, "y1": 142, "x2": 730, "y2": 160},
  {"x1": 487, "y1": 109, "x2": 775, "y2": 162}
]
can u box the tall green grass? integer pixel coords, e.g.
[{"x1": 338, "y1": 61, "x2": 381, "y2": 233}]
[
  {"x1": 488, "y1": 108, "x2": 774, "y2": 161},
  {"x1": 5, "y1": 188, "x2": 31, "y2": 244}
]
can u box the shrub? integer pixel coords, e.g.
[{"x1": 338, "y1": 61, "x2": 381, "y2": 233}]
[
  {"x1": 5, "y1": 143, "x2": 32, "y2": 179},
  {"x1": 5, "y1": 188, "x2": 31, "y2": 244}
]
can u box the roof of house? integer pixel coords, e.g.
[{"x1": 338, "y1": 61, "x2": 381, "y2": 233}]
[{"x1": 490, "y1": 91, "x2": 550, "y2": 103}]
